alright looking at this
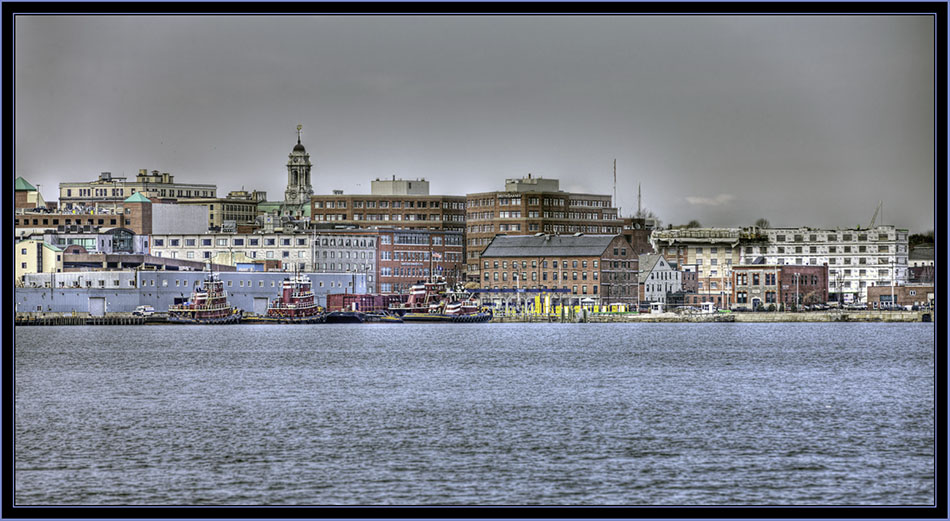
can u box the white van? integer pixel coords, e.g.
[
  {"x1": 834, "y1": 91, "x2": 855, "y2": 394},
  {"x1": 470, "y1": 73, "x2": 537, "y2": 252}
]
[{"x1": 133, "y1": 305, "x2": 155, "y2": 317}]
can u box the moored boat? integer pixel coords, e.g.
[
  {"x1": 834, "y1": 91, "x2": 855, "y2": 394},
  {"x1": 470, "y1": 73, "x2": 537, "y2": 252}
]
[
  {"x1": 390, "y1": 277, "x2": 492, "y2": 323},
  {"x1": 167, "y1": 274, "x2": 243, "y2": 324},
  {"x1": 261, "y1": 274, "x2": 325, "y2": 323}
]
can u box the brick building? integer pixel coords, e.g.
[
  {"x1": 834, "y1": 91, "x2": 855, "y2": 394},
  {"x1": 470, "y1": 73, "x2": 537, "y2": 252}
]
[
  {"x1": 731, "y1": 262, "x2": 829, "y2": 310},
  {"x1": 310, "y1": 179, "x2": 466, "y2": 232},
  {"x1": 478, "y1": 234, "x2": 638, "y2": 306},
  {"x1": 376, "y1": 228, "x2": 465, "y2": 293},
  {"x1": 866, "y1": 284, "x2": 934, "y2": 309},
  {"x1": 465, "y1": 175, "x2": 622, "y2": 282}
]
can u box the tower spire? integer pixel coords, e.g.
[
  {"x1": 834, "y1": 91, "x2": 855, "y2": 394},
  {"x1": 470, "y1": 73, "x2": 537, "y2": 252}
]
[{"x1": 296, "y1": 124, "x2": 302, "y2": 144}]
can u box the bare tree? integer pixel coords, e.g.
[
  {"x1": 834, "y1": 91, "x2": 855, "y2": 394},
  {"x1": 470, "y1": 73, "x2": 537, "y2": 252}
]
[
  {"x1": 686, "y1": 219, "x2": 702, "y2": 229},
  {"x1": 754, "y1": 218, "x2": 770, "y2": 228}
]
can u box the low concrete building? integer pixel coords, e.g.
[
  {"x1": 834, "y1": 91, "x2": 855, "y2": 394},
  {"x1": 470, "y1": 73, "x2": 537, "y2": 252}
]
[
  {"x1": 151, "y1": 231, "x2": 378, "y2": 292},
  {"x1": 16, "y1": 270, "x2": 367, "y2": 314},
  {"x1": 909, "y1": 245, "x2": 934, "y2": 268}
]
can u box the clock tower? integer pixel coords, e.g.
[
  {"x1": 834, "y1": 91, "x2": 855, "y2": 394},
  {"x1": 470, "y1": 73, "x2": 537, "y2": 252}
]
[{"x1": 284, "y1": 124, "x2": 313, "y2": 209}]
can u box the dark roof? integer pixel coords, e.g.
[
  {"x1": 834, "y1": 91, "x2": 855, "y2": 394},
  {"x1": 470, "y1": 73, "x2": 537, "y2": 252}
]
[
  {"x1": 293, "y1": 143, "x2": 306, "y2": 152},
  {"x1": 481, "y1": 234, "x2": 618, "y2": 258}
]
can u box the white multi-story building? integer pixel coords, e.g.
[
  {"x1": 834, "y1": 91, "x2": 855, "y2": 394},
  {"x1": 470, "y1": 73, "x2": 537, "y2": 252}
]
[
  {"x1": 150, "y1": 231, "x2": 378, "y2": 292},
  {"x1": 739, "y1": 225, "x2": 909, "y2": 304}
]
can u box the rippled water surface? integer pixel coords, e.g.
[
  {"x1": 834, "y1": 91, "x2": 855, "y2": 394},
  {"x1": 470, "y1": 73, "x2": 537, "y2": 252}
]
[{"x1": 14, "y1": 323, "x2": 935, "y2": 505}]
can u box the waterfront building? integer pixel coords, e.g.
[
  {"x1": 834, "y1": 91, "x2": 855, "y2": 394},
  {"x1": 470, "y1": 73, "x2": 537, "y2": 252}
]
[
  {"x1": 59, "y1": 170, "x2": 217, "y2": 209},
  {"x1": 15, "y1": 239, "x2": 63, "y2": 283},
  {"x1": 375, "y1": 228, "x2": 465, "y2": 293},
  {"x1": 866, "y1": 284, "x2": 934, "y2": 309},
  {"x1": 149, "y1": 231, "x2": 378, "y2": 292},
  {"x1": 309, "y1": 179, "x2": 466, "y2": 232},
  {"x1": 731, "y1": 261, "x2": 828, "y2": 310},
  {"x1": 739, "y1": 225, "x2": 909, "y2": 305},
  {"x1": 478, "y1": 233, "x2": 638, "y2": 307},
  {"x1": 465, "y1": 175, "x2": 622, "y2": 283},
  {"x1": 650, "y1": 227, "x2": 761, "y2": 309},
  {"x1": 16, "y1": 270, "x2": 366, "y2": 314},
  {"x1": 637, "y1": 254, "x2": 682, "y2": 306}
]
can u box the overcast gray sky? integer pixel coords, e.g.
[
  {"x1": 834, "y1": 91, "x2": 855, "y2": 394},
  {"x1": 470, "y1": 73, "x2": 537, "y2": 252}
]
[{"x1": 14, "y1": 15, "x2": 935, "y2": 232}]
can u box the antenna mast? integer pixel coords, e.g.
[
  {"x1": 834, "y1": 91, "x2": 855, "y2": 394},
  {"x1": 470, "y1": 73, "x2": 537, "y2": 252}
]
[{"x1": 612, "y1": 159, "x2": 617, "y2": 213}]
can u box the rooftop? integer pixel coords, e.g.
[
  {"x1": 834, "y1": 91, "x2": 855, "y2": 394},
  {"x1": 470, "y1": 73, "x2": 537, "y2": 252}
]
[{"x1": 481, "y1": 234, "x2": 618, "y2": 258}]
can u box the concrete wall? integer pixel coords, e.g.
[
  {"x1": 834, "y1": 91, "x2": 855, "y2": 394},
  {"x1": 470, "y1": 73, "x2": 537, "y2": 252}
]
[
  {"x1": 15, "y1": 271, "x2": 367, "y2": 313},
  {"x1": 151, "y1": 204, "x2": 208, "y2": 235}
]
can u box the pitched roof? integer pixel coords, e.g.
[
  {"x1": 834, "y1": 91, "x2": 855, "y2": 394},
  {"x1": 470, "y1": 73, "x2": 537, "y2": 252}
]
[
  {"x1": 481, "y1": 234, "x2": 617, "y2": 258},
  {"x1": 124, "y1": 192, "x2": 152, "y2": 203},
  {"x1": 637, "y1": 254, "x2": 665, "y2": 283},
  {"x1": 14, "y1": 177, "x2": 36, "y2": 191}
]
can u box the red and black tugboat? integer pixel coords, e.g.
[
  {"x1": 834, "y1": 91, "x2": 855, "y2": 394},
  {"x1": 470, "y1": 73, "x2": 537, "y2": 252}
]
[
  {"x1": 389, "y1": 276, "x2": 492, "y2": 323},
  {"x1": 167, "y1": 274, "x2": 243, "y2": 324},
  {"x1": 261, "y1": 274, "x2": 325, "y2": 323}
]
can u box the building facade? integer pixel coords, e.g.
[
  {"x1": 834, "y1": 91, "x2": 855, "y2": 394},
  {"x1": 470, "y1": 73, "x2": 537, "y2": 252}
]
[
  {"x1": 176, "y1": 190, "x2": 264, "y2": 230},
  {"x1": 59, "y1": 170, "x2": 217, "y2": 209},
  {"x1": 15, "y1": 240, "x2": 63, "y2": 283},
  {"x1": 739, "y1": 226, "x2": 909, "y2": 304},
  {"x1": 465, "y1": 175, "x2": 622, "y2": 282},
  {"x1": 478, "y1": 234, "x2": 638, "y2": 306},
  {"x1": 731, "y1": 263, "x2": 829, "y2": 310},
  {"x1": 650, "y1": 227, "x2": 762, "y2": 309},
  {"x1": 150, "y1": 231, "x2": 378, "y2": 292},
  {"x1": 16, "y1": 270, "x2": 366, "y2": 314},
  {"x1": 375, "y1": 228, "x2": 465, "y2": 293},
  {"x1": 866, "y1": 284, "x2": 934, "y2": 309},
  {"x1": 638, "y1": 254, "x2": 682, "y2": 305},
  {"x1": 310, "y1": 190, "x2": 466, "y2": 231}
]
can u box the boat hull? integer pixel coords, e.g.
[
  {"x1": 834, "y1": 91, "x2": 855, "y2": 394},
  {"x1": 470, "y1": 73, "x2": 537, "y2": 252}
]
[
  {"x1": 400, "y1": 312, "x2": 492, "y2": 323},
  {"x1": 245, "y1": 314, "x2": 326, "y2": 324},
  {"x1": 167, "y1": 310, "x2": 243, "y2": 325},
  {"x1": 324, "y1": 311, "x2": 365, "y2": 323}
]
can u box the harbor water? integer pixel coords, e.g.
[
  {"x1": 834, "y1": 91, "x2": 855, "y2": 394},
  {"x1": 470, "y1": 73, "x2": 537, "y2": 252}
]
[{"x1": 14, "y1": 323, "x2": 935, "y2": 505}]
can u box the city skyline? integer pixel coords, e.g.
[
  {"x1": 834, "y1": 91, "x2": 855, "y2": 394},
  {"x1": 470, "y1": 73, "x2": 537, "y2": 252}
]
[{"x1": 14, "y1": 14, "x2": 936, "y2": 232}]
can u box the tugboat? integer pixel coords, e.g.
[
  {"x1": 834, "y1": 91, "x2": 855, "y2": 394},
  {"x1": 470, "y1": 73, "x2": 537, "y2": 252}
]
[
  {"x1": 167, "y1": 274, "x2": 243, "y2": 324},
  {"x1": 390, "y1": 277, "x2": 492, "y2": 323},
  {"x1": 259, "y1": 274, "x2": 325, "y2": 323}
]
